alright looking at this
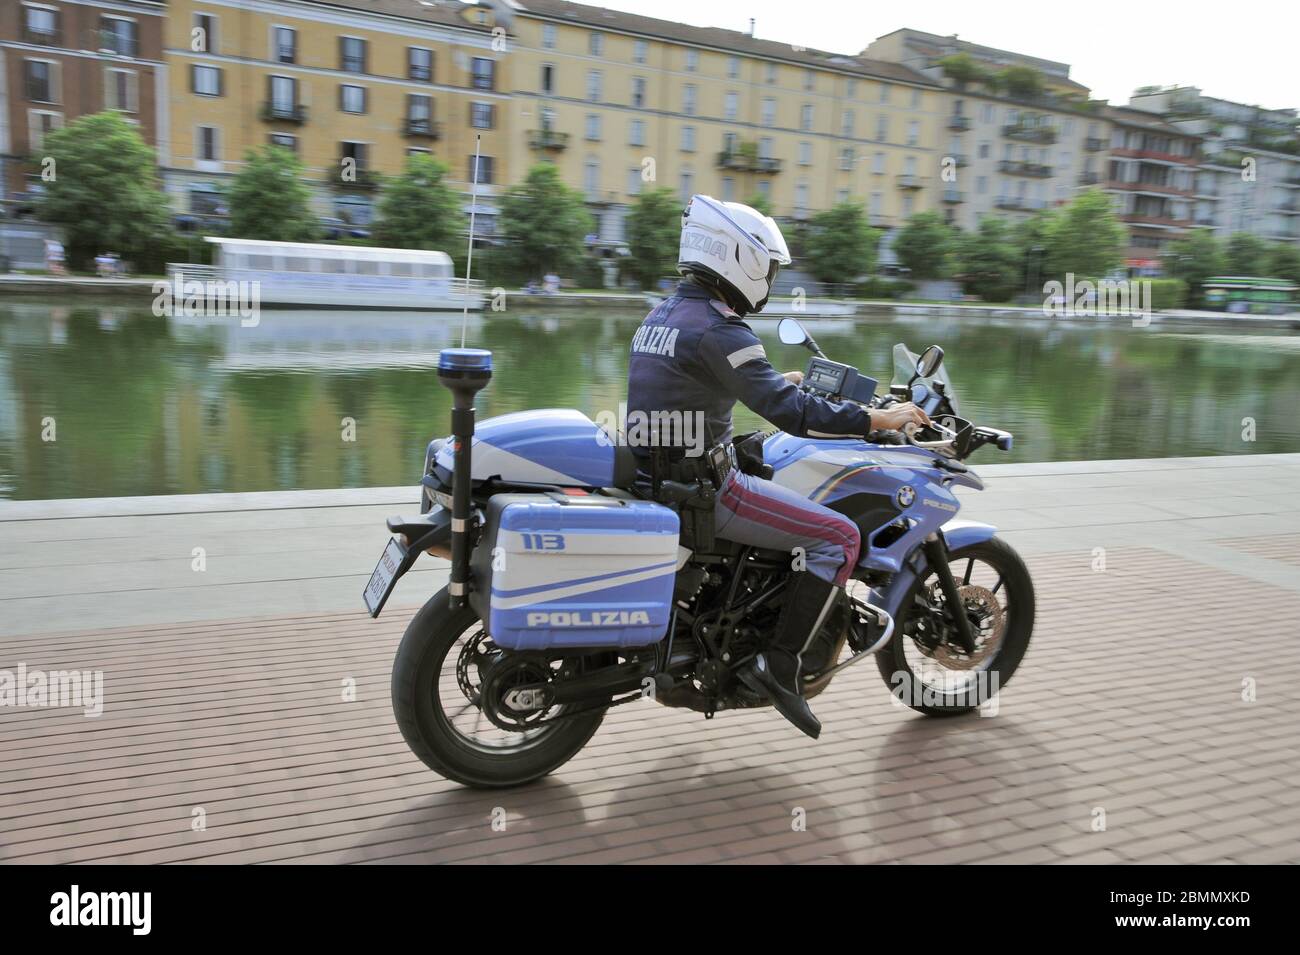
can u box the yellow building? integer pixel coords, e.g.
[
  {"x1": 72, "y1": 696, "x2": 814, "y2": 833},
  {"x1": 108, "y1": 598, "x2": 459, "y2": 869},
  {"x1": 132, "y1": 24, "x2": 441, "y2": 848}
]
[{"x1": 162, "y1": 0, "x2": 512, "y2": 230}]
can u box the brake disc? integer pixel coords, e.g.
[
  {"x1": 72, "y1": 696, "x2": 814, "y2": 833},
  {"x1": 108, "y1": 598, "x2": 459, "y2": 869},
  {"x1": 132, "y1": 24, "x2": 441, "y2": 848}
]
[{"x1": 932, "y1": 584, "x2": 1005, "y2": 670}]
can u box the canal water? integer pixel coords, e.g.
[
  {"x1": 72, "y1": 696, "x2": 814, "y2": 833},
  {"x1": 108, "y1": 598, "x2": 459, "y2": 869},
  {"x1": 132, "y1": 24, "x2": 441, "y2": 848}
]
[{"x1": 2, "y1": 298, "x2": 1298, "y2": 500}]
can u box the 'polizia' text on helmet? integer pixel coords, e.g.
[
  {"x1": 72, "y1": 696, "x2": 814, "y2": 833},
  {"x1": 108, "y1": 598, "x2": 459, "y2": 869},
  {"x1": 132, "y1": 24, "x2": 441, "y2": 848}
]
[{"x1": 677, "y1": 195, "x2": 791, "y2": 315}]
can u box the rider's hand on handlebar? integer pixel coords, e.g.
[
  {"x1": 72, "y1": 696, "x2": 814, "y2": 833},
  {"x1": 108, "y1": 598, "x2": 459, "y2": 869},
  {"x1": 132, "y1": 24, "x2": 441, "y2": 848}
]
[
  {"x1": 783, "y1": 370, "x2": 804, "y2": 385},
  {"x1": 870, "y1": 402, "x2": 930, "y2": 433}
]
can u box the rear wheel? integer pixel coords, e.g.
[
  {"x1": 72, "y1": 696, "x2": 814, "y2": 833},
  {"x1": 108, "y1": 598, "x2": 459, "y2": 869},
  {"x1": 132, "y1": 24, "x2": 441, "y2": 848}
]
[
  {"x1": 391, "y1": 588, "x2": 607, "y2": 788},
  {"x1": 875, "y1": 536, "x2": 1034, "y2": 715}
]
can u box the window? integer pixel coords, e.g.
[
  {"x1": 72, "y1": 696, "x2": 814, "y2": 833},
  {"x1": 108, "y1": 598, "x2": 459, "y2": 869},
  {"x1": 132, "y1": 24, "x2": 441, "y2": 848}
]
[
  {"x1": 728, "y1": 57, "x2": 740, "y2": 79},
  {"x1": 407, "y1": 147, "x2": 431, "y2": 158},
  {"x1": 870, "y1": 192, "x2": 882, "y2": 218},
  {"x1": 804, "y1": 69, "x2": 815, "y2": 91},
  {"x1": 798, "y1": 141, "x2": 811, "y2": 165},
  {"x1": 841, "y1": 109, "x2": 854, "y2": 137},
  {"x1": 339, "y1": 84, "x2": 366, "y2": 114},
  {"x1": 189, "y1": 182, "x2": 221, "y2": 216},
  {"x1": 875, "y1": 114, "x2": 887, "y2": 141},
  {"x1": 191, "y1": 13, "x2": 215, "y2": 54},
  {"x1": 911, "y1": 89, "x2": 921, "y2": 108},
  {"x1": 269, "y1": 132, "x2": 297, "y2": 152},
  {"x1": 584, "y1": 159, "x2": 600, "y2": 198},
  {"x1": 586, "y1": 69, "x2": 602, "y2": 101},
  {"x1": 407, "y1": 94, "x2": 432, "y2": 123},
  {"x1": 340, "y1": 37, "x2": 367, "y2": 73},
  {"x1": 24, "y1": 5, "x2": 59, "y2": 45},
  {"x1": 585, "y1": 113, "x2": 601, "y2": 141},
  {"x1": 906, "y1": 120, "x2": 919, "y2": 146},
  {"x1": 982, "y1": 103, "x2": 994, "y2": 123},
  {"x1": 872, "y1": 151, "x2": 885, "y2": 174},
  {"x1": 341, "y1": 141, "x2": 369, "y2": 170},
  {"x1": 470, "y1": 102, "x2": 494, "y2": 129},
  {"x1": 627, "y1": 167, "x2": 643, "y2": 196},
  {"x1": 408, "y1": 47, "x2": 433, "y2": 81},
  {"x1": 99, "y1": 16, "x2": 137, "y2": 56},
  {"x1": 274, "y1": 26, "x2": 296, "y2": 64},
  {"x1": 541, "y1": 64, "x2": 555, "y2": 95},
  {"x1": 628, "y1": 119, "x2": 645, "y2": 147},
  {"x1": 978, "y1": 141, "x2": 990, "y2": 159},
  {"x1": 758, "y1": 137, "x2": 773, "y2": 159},
  {"x1": 762, "y1": 98, "x2": 776, "y2": 127},
  {"x1": 879, "y1": 82, "x2": 891, "y2": 104},
  {"x1": 725, "y1": 92, "x2": 738, "y2": 121},
  {"x1": 796, "y1": 180, "x2": 809, "y2": 213},
  {"x1": 721, "y1": 176, "x2": 735, "y2": 201},
  {"x1": 765, "y1": 63, "x2": 776, "y2": 84},
  {"x1": 680, "y1": 125, "x2": 696, "y2": 151},
  {"x1": 589, "y1": 32, "x2": 604, "y2": 56},
  {"x1": 542, "y1": 24, "x2": 556, "y2": 49},
  {"x1": 685, "y1": 49, "x2": 698, "y2": 72},
  {"x1": 682, "y1": 84, "x2": 697, "y2": 116},
  {"x1": 634, "y1": 40, "x2": 648, "y2": 64},
  {"x1": 902, "y1": 194, "x2": 914, "y2": 217},
  {"x1": 631, "y1": 76, "x2": 646, "y2": 108},
  {"x1": 191, "y1": 64, "x2": 222, "y2": 96},
  {"x1": 24, "y1": 60, "x2": 58, "y2": 104},
  {"x1": 269, "y1": 75, "x2": 296, "y2": 111},
  {"x1": 471, "y1": 57, "x2": 495, "y2": 91},
  {"x1": 679, "y1": 168, "x2": 694, "y2": 202},
  {"x1": 105, "y1": 68, "x2": 138, "y2": 112},
  {"x1": 197, "y1": 125, "x2": 218, "y2": 162},
  {"x1": 467, "y1": 155, "x2": 494, "y2": 184},
  {"x1": 976, "y1": 175, "x2": 987, "y2": 195},
  {"x1": 847, "y1": 79, "x2": 857, "y2": 98},
  {"x1": 800, "y1": 104, "x2": 813, "y2": 132},
  {"x1": 839, "y1": 147, "x2": 854, "y2": 171}
]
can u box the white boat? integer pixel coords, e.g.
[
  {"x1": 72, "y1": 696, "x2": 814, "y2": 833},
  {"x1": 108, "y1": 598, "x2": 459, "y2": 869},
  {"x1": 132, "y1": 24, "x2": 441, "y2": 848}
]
[{"x1": 167, "y1": 237, "x2": 485, "y2": 310}]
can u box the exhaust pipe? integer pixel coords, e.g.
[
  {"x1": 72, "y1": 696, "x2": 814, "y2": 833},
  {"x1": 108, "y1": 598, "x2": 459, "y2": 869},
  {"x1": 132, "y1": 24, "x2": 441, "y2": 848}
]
[{"x1": 436, "y1": 348, "x2": 492, "y2": 608}]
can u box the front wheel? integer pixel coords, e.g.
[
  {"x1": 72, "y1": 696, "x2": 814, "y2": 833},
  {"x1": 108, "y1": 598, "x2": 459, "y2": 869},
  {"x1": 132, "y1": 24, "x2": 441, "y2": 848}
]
[
  {"x1": 391, "y1": 588, "x2": 607, "y2": 788},
  {"x1": 875, "y1": 536, "x2": 1034, "y2": 716}
]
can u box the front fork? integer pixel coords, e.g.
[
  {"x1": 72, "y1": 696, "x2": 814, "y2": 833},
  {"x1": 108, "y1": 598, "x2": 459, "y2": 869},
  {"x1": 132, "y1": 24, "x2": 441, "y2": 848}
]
[{"x1": 921, "y1": 536, "x2": 978, "y2": 654}]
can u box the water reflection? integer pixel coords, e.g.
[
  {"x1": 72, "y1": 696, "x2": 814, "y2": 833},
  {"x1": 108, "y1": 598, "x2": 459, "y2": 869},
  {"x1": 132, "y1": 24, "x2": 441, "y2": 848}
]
[{"x1": 1, "y1": 299, "x2": 1298, "y2": 501}]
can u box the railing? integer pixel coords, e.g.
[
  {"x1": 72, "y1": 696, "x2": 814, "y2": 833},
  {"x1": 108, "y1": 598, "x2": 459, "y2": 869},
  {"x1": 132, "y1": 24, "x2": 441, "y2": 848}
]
[
  {"x1": 942, "y1": 190, "x2": 963, "y2": 203},
  {"x1": 947, "y1": 115, "x2": 971, "y2": 131},
  {"x1": 896, "y1": 173, "x2": 922, "y2": 189},
  {"x1": 332, "y1": 167, "x2": 379, "y2": 188},
  {"x1": 402, "y1": 118, "x2": 443, "y2": 139},
  {"x1": 1078, "y1": 172, "x2": 1101, "y2": 185},
  {"x1": 716, "y1": 150, "x2": 782, "y2": 173},
  {"x1": 528, "y1": 129, "x2": 570, "y2": 150},
  {"x1": 1002, "y1": 123, "x2": 1057, "y2": 144},
  {"x1": 260, "y1": 102, "x2": 308, "y2": 124},
  {"x1": 1084, "y1": 137, "x2": 1106, "y2": 152},
  {"x1": 999, "y1": 160, "x2": 1053, "y2": 178},
  {"x1": 23, "y1": 28, "x2": 62, "y2": 47},
  {"x1": 167, "y1": 263, "x2": 486, "y2": 299}
]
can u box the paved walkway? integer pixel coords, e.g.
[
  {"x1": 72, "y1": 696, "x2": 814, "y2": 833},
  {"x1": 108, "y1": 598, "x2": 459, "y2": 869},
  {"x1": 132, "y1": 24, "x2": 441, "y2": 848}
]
[{"x1": 2, "y1": 453, "x2": 1299, "y2": 863}]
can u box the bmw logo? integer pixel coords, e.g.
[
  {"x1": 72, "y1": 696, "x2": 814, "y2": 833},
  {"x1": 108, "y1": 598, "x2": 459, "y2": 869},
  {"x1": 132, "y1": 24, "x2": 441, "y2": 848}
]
[{"x1": 896, "y1": 485, "x2": 916, "y2": 508}]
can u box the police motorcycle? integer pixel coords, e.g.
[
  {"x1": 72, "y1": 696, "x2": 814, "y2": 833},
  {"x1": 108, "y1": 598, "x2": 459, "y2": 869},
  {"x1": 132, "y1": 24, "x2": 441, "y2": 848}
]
[{"x1": 364, "y1": 323, "x2": 1034, "y2": 788}]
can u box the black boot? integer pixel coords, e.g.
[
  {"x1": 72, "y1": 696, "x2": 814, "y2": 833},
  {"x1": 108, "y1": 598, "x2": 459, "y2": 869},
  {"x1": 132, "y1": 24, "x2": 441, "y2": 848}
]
[{"x1": 739, "y1": 572, "x2": 839, "y2": 739}]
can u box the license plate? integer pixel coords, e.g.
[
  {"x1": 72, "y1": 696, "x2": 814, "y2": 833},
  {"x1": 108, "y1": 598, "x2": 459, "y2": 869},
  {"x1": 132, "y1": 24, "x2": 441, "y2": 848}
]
[{"x1": 363, "y1": 537, "x2": 407, "y2": 618}]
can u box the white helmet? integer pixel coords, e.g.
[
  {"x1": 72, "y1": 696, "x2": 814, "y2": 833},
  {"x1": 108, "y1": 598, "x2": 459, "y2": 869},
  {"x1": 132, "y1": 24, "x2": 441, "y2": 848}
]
[{"x1": 677, "y1": 194, "x2": 791, "y2": 314}]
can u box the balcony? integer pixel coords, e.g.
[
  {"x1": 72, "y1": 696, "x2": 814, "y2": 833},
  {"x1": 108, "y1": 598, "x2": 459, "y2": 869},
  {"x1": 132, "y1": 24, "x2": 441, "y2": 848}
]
[
  {"x1": 1121, "y1": 212, "x2": 1192, "y2": 228},
  {"x1": 1078, "y1": 171, "x2": 1101, "y2": 185},
  {"x1": 948, "y1": 154, "x2": 969, "y2": 167},
  {"x1": 1195, "y1": 217, "x2": 1217, "y2": 227},
  {"x1": 896, "y1": 173, "x2": 922, "y2": 190},
  {"x1": 1002, "y1": 123, "x2": 1057, "y2": 144},
  {"x1": 528, "y1": 129, "x2": 570, "y2": 151},
  {"x1": 999, "y1": 159, "x2": 1053, "y2": 178},
  {"x1": 941, "y1": 189, "x2": 964, "y2": 204},
  {"x1": 402, "y1": 118, "x2": 443, "y2": 139},
  {"x1": 995, "y1": 197, "x2": 1028, "y2": 211},
  {"x1": 260, "y1": 102, "x2": 308, "y2": 124},
  {"x1": 333, "y1": 166, "x2": 379, "y2": 189},
  {"x1": 1084, "y1": 137, "x2": 1106, "y2": 152},
  {"x1": 1279, "y1": 202, "x2": 1300, "y2": 215},
  {"x1": 947, "y1": 114, "x2": 971, "y2": 131},
  {"x1": 23, "y1": 27, "x2": 63, "y2": 47},
  {"x1": 716, "y1": 148, "x2": 782, "y2": 173}
]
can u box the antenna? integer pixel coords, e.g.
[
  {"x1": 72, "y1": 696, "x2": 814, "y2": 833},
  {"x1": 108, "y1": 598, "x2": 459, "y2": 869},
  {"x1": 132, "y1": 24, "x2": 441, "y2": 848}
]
[{"x1": 461, "y1": 133, "x2": 482, "y2": 348}]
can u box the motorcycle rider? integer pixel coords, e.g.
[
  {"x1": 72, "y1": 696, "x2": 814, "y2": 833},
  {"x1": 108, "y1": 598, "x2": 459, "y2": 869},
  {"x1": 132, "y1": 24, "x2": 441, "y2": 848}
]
[{"x1": 625, "y1": 195, "x2": 929, "y2": 738}]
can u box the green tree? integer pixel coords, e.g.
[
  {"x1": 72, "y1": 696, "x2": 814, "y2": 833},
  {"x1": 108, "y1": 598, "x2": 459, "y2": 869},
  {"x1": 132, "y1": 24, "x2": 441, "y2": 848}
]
[
  {"x1": 998, "y1": 66, "x2": 1045, "y2": 100},
  {"x1": 1164, "y1": 228, "x2": 1224, "y2": 307},
  {"x1": 1265, "y1": 241, "x2": 1300, "y2": 285},
  {"x1": 372, "y1": 153, "x2": 460, "y2": 251},
  {"x1": 937, "y1": 53, "x2": 987, "y2": 89},
  {"x1": 227, "y1": 145, "x2": 318, "y2": 242},
  {"x1": 803, "y1": 202, "x2": 878, "y2": 285},
  {"x1": 893, "y1": 211, "x2": 954, "y2": 280},
  {"x1": 498, "y1": 163, "x2": 594, "y2": 282},
  {"x1": 1224, "y1": 232, "x2": 1269, "y2": 276},
  {"x1": 38, "y1": 111, "x2": 172, "y2": 271},
  {"x1": 954, "y1": 217, "x2": 1021, "y2": 302},
  {"x1": 744, "y1": 193, "x2": 773, "y2": 217},
  {"x1": 623, "y1": 188, "x2": 682, "y2": 289},
  {"x1": 1044, "y1": 190, "x2": 1125, "y2": 280}
]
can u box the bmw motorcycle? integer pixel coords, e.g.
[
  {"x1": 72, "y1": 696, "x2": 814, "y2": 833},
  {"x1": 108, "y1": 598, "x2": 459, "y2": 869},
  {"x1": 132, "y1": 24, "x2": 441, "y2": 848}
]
[{"x1": 364, "y1": 319, "x2": 1034, "y2": 788}]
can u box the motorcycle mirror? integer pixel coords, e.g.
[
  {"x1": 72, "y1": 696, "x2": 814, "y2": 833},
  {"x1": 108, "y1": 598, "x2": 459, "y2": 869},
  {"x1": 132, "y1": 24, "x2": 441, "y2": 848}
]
[
  {"x1": 777, "y1": 318, "x2": 809, "y2": 346},
  {"x1": 912, "y1": 345, "x2": 944, "y2": 382}
]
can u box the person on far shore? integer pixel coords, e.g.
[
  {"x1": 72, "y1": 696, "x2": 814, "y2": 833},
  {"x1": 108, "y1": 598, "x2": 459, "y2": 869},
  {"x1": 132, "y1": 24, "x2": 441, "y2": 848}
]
[{"x1": 44, "y1": 238, "x2": 66, "y2": 275}]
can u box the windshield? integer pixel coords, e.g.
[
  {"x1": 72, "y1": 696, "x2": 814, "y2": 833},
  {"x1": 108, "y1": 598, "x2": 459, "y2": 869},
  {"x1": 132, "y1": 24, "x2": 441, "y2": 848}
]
[{"x1": 891, "y1": 343, "x2": 958, "y2": 412}]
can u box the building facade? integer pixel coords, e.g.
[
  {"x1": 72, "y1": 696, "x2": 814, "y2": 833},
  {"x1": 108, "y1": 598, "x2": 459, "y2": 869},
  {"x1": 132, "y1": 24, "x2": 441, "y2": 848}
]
[
  {"x1": 1127, "y1": 86, "x2": 1300, "y2": 248},
  {"x1": 0, "y1": 0, "x2": 166, "y2": 195}
]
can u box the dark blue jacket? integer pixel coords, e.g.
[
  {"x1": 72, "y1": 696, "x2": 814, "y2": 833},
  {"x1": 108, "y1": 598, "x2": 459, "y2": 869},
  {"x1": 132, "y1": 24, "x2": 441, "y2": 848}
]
[{"x1": 625, "y1": 280, "x2": 873, "y2": 459}]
